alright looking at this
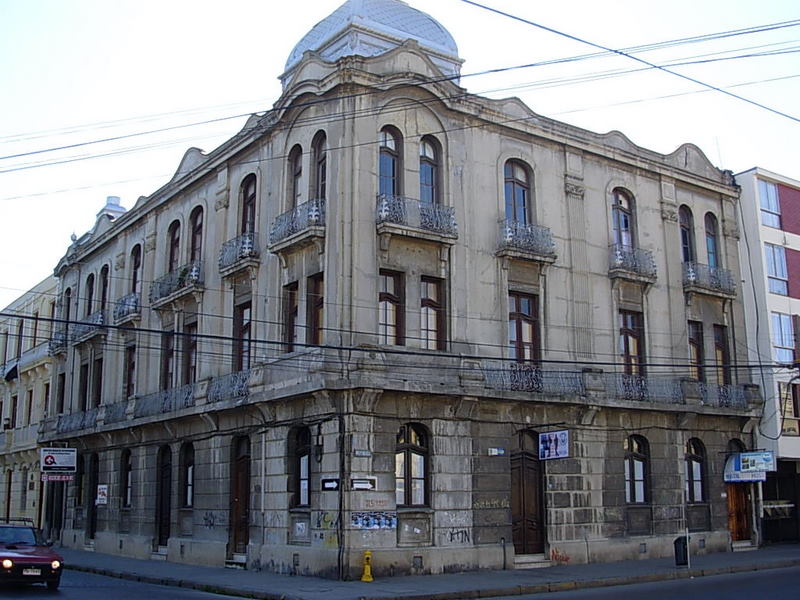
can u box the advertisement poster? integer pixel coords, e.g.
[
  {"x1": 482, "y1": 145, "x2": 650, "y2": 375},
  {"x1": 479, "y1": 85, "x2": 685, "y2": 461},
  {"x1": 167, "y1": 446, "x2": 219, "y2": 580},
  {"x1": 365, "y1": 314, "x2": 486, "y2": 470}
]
[{"x1": 539, "y1": 430, "x2": 569, "y2": 460}]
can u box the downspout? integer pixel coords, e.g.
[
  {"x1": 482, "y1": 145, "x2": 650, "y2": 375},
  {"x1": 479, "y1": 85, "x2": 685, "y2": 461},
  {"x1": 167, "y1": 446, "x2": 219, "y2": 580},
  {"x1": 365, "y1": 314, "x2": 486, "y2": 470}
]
[{"x1": 337, "y1": 406, "x2": 346, "y2": 580}]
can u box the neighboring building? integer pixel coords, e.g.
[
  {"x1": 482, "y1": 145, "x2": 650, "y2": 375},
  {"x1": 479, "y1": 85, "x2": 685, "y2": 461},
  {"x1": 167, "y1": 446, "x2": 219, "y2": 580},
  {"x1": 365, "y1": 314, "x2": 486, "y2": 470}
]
[
  {"x1": 0, "y1": 276, "x2": 58, "y2": 525},
  {"x1": 40, "y1": 0, "x2": 762, "y2": 578},
  {"x1": 737, "y1": 167, "x2": 800, "y2": 543}
]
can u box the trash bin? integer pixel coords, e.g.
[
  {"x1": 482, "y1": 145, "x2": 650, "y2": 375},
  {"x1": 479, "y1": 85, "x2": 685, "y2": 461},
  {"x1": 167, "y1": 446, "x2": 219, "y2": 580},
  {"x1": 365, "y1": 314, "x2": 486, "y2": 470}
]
[{"x1": 674, "y1": 536, "x2": 688, "y2": 567}]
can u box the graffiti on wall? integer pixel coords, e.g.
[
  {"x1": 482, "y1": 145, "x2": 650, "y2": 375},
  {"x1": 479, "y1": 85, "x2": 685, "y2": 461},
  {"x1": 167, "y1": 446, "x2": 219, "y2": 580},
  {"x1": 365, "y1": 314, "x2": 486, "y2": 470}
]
[{"x1": 351, "y1": 511, "x2": 397, "y2": 530}]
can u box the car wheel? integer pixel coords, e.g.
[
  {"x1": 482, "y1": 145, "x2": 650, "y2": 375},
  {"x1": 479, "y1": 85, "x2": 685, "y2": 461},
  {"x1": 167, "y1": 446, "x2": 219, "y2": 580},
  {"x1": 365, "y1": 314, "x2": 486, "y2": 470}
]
[{"x1": 47, "y1": 579, "x2": 60, "y2": 591}]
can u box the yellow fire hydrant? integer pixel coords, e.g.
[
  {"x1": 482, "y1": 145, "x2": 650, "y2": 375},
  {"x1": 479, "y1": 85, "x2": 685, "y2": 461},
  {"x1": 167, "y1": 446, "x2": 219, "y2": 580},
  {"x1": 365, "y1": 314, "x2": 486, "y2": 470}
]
[{"x1": 361, "y1": 550, "x2": 374, "y2": 582}]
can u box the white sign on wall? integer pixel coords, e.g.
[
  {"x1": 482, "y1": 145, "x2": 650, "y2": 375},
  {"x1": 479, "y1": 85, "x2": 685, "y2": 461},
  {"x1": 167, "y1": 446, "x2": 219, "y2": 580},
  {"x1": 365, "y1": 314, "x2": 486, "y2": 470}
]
[{"x1": 41, "y1": 448, "x2": 77, "y2": 473}]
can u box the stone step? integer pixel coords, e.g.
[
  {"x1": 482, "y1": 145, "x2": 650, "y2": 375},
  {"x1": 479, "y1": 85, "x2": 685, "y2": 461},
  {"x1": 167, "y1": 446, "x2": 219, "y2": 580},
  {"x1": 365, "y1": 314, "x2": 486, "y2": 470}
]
[
  {"x1": 732, "y1": 540, "x2": 757, "y2": 552},
  {"x1": 514, "y1": 553, "x2": 551, "y2": 569},
  {"x1": 150, "y1": 546, "x2": 168, "y2": 561},
  {"x1": 225, "y1": 554, "x2": 247, "y2": 570}
]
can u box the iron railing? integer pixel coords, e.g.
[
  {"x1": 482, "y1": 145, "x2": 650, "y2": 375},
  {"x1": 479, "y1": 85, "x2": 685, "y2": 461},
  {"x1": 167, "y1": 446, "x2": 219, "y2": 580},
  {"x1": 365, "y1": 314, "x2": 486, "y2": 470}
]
[
  {"x1": 56, "y1": 408, "x2": 98, "y2": 434},
  {"x1": 149, "y1": 261, "x2": 204, "y2": 304},
  {"x1": 48, "y1": 328, "x2": 69, "y2": 355},
  {"x1": 72, "y1": 310, "x2": 106, "y2": 340},
  {"x1": 698, "y1": 383, "x2": 747, "y2": 408},
  {"x1": 608, "y1": 244, "x2": 657, "y2": 279},
  {"x1": 219, "y1": 231, "x2": 259, "y2": 270},
  {"x1": 208, "y1": 369, "x2": 251, "y2": 403},
  {"x1": 376, "y1": 194, "x2": 458, "y2": 236},
  {"x1": 605, "y1": 373, "x2": 683, "y2": 404},
  {"x1": 682, "y1": 262, "x2": 736, "y2": 295},
  {"x1": 113, "y1": 292, "x2": 141, "y2": 323},
  {"x1": 269, "y1": 199, "x2": 326, "y2": 245},
  {"x1": 498, "y1": 220, "x2": 556, "y2": 257},
  {"x1": 482, "y1": 362, "x2": 584, "y2": 395},
  {"x1": 103, "y1": 401, "x2": 129, "y2": 424},
  {"x1": 133, "y1": 384, "x2": 195, "y2": 418}
]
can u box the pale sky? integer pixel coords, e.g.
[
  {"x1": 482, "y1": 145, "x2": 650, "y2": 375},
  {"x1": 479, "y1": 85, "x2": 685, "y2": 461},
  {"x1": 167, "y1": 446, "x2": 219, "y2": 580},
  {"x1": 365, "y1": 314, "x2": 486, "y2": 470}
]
[{"x1": 1, "y1": 0, "x2": 798, "y2": 309}]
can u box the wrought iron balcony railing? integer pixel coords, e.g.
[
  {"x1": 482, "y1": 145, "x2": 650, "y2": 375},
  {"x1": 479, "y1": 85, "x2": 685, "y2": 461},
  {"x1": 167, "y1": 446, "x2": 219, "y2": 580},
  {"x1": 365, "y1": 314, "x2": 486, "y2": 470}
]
[
  {"x1": 113, "y1": 292, "x2": 141, "y2": 323},
  {"x1": 149, "y1": 261, "x2": 204, "y2": 304},
  {"x1": 482, "y1": 362, "x2": 584, "y2": 395},
  {"x1": 269, "y1": 198, "x2": 326, "y2": 245},
  {"x1": 376, "y1": 194, "x2": 458, "y2": 237},
  {"x1": 103, "y1": 400, "x2": 129, "y2": 424},
  {"x1": 48, "y1": 328, "x2": 69, "y2": 355},
  {"x1": 219, "y1": 231, "x2": 259, "y2": 271},
  {"x1": 498, "y1": 220, "x2": 556, "y2": 258},
  {"x1": 208, "y1": 369, "x2": 251, "y2": 403},
  {"x1": 56, "y1": 408, "x2": 98, "y2": 434},
  {"x1": 605, "y1": 373, "x2": 683, "y2": 404},
  {"x1": 682, "y1": 262, "x2": 736, "y2": 295},
  {"x1": 72, "y1": 310, "x2": 106, "y2": 341},
  {"x1": 134, "y1": 383, "x2": 196, "y2": 419},
  {"x1": 698, "y1": 383, "x2": 747, "y2": 409},
  {"x1": 608, "y1": 244, "x2": 657, "y2": 279}
]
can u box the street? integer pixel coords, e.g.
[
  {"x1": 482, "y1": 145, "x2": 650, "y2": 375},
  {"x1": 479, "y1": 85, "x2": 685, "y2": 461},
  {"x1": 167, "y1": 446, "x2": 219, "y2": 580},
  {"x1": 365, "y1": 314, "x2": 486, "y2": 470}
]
[{"x1": 486, "y1": 566, "x2": 800, "y2": 600}]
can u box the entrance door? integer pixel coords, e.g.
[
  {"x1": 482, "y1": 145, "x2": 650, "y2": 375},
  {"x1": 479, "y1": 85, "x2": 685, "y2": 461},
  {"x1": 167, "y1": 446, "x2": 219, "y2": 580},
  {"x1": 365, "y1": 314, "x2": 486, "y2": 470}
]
[
  {"x1": 726, "y1": 483, "x2": 751, "y2": 541},
  {"x1": 156, "y1": 446, "x2": 172, "y2": 547},
  {"x1": 87, "y1": 454, "x2": 99, "y2": 540},
  {"x1": 230, "y1": 436, "x2": 250, "y2": 555},
  {"x1": 511, "y1": 430, "x2": 545, "y2": 554}
]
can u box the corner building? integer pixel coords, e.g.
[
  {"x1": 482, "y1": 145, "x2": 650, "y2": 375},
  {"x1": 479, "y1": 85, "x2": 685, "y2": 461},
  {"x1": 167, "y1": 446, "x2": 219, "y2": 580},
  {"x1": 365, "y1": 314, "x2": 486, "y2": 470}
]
[{"x1": 42, "y1": 0, "x2": 762, "y2": 578}]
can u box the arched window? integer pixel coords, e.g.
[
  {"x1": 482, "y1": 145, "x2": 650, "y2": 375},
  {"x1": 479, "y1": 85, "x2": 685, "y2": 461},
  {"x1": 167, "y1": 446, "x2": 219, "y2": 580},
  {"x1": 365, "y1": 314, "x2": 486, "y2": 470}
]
[
  {"x1": 395, "y1": 423, "x2": 428, "y2": 507},
  {"x1": 679, "y1": 205, "x2": 695, "y2": 263},
  {"x1": 379, "y1": 127, "x2": 401, "y2": 197},
  {"x1": 63, "y1": 288, "x2": 72, "y2": 323},
  {"x1": 167, "y1": 220, "x2": 181, "y2": 273},
  {"x1": 291, "y1": 427, "x2": 311, "y2": 507},
  {"x1": 240, "y1": 174, "x2": 257, "y2": 234},
  {"x1": 624, "y1": 435, "x2": 649, "y2": 504},
  {"x1": 504, "y1": 160, "x2": 531, "y2": 224},
  {"x1": 312, "y1": 132, "x2": 327, "y2": 201},
  {"x1": 99, "y1": 265, "x2": 109, "y2": 311},
  {"x1": 85, "y1": 274, "x2": 95, "y2": 316},
  {"x1": 180, "y1": 442, "x2": 194, "y2": 508},
  {"x1": 419, "y1": 137, "x2": 439, "y2": 204},
  {"x1": 612, "y1": 188, "x2": 635, "y2": 248},
  {"x1": 727, "y1": 438, "x2": 746, "y2": 454},
  {"x1": 190, "y1": 207, "x2": 203, "y2": 263},
  {"x1": 704, "y1": 213, "x2": 719, "y2": 269},
  {"x1": 130, "y1": 245, "x2": 142, "y2": 295},
  {"x1": 685, "y1": 438, "x2": 706, "y2": 503},
  {"x1": 120, "y1": 449, "x2": 132, "y2": 508},
  {"x1": 289, "y1": 145, "x2": 303, "y2": 207}
]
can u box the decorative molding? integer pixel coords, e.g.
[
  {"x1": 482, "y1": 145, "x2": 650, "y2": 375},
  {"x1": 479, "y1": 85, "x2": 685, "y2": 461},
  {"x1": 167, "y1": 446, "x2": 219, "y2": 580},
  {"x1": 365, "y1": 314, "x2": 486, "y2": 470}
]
[
  {"x1": 564, "y1": 177, "x2": 585, "y2": 199},
  {"x1": 145, "y1": 233, "x2": 157, "y2": 253}
]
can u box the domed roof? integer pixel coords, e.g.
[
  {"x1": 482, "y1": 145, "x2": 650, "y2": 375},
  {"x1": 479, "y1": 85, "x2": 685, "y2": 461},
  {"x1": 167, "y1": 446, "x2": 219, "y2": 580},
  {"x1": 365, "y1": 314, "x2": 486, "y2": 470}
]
[{"x1": 284, "y1": 0, "x2": 461, "y2": 79}]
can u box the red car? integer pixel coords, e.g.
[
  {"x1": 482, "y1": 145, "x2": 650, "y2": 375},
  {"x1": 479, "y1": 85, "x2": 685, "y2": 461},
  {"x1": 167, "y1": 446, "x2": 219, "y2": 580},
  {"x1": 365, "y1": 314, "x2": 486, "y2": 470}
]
[{"x1": 0, "y1": 521, "x2": 63, "y2": 591}]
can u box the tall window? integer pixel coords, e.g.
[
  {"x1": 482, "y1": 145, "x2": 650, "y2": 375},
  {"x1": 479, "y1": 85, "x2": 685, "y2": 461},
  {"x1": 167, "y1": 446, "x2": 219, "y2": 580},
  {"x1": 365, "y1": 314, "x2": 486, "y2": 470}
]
[
  {"x1": 420, "y1": 276, "x2": 444, "y2": 350},
  {"x1": 759, "y1": 179, "x2": 781, "y2": 228},
  {"x1": 379, "y1": 128, "x2": 401, "y2": 197},
  {"x1": 92, "y1": 355, "x2": 103, "y2": 407},
  {"x1": 85, "y1": 273, "x2": 95, "y2": 316},
  {"x1": 283, "y1": 282, "x2": 298, "y2": 353},
  {"x1": 704, "y1": 213, "x2": 719, "y2": 269},
  {"x1": 624, "y1": 435, "x2": 650, "y2": 504},
  {"x1": 504, "y1": 160, "x2": 530, "y2": 223},
  {"x1": 292, "y1": 427, "x2": 311, "y2": 507},
  {"x1": 63, "y1": 288, "x2": 72, "y2": 323},
  {"x1": 714, "y1": 324, "x2": 731, "y2": 386},
  {"x1": 619, "y1": 310, "x2": 645, "y2": 375},
  {"x1": 182, "y1": 321, "x2": 198, "y2": 384},
  {"x1": 10, "y1": 396, "x2": 18, "y2": 429},
  {"x1": 679, "y1": 205, "x2": 695, "y2": 263},
  {"x1": 240, "y1": 175, "x2": 257, "y2": 234},
  {"x1": 780, "y1": 383, "x2": 800, "y2": 436},
  {"x1": 180, "y1": 443, "x2": 194, "y2": 508},
  {"x1": 75, "y1": 456, "x2": 85, "y2": 506},
  {"x1": 312, "y1": 132, "x2": 327, "y2": 200},
  {"x1": 124, "y1": 345, "x2": 136, "y2": 398},
  {"x1": 78, "y1": 363, "x2": 89, "y2": 411},
  {"x1": 99, "y1": 265, "x2": 109, "y2": 311},
  {"x1": 168, "y1": 220, "x2": 181, "y2": 273},
  {"x1": 15, "y1": 320, "x2": 23, "y2": 358},
  {"x1": 508, "y1": 292, "x2": 539, "y2": 363},
  {"x1": 685, "y1": 438, "x2": 706, "y2": 503},
  {"x1": 419, "y1": 138, "x2": 439, "y2": 204},
  {"x1": 31, "y1": 311, "x2": 39, "y2": 347},
  {"x1": 130, "y1": 245, "x2": 142, "y2": 295},
  {"x1": 56, "y1": 373, "x2": 65, "y2": 414},
  {"x1": 190, "y1": 207, "x2": 203, "y2": 263},
  {"x1": 289, "y1": 145, "x2": 303, "y2": 207},
  {"x1": 160, "y1": 330, "x2": 175, "y2": 390},
  {"x1": 612, "y1": 188, "x2": 635, "y2": 248},
  {"x1": 233, "y1": 301, "x2": 252, "y2": 371},
  {"x1": 120, "y1": 449, "x2": 132, "y2": 508},
  {"x1": 307, "y1": 274, "x2": 324, "y2": 346},
  {"x1": 688, "y1": 321, "x2": 705, "y2": 382},
  {"x1": 25, "y1": 390, "x2": 33, "y2": 425},
  {"x1": 771, "y1": 312, "x2": 795, "y2": 363},
  {"x1": 395, "y1": 423, "x2": 428, "y2": 507},
  {"x1": 765, "y1": 243, "x2": 788, "y2": 295},
  {"x1": 379, "y1": 270, "x2": 404, "y2": 345}
]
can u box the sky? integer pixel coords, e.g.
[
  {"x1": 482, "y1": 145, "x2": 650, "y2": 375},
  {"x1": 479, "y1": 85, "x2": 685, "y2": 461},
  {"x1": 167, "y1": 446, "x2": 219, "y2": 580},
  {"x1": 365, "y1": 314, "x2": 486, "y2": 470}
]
[{"x1": 0, "y1": 0, "x2": 798, "y2": 309}]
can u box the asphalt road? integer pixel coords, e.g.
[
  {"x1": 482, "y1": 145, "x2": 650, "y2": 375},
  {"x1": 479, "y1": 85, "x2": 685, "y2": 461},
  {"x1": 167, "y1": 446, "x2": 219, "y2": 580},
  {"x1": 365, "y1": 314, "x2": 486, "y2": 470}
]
[
  {"x1": 0, "y1": 569, "x2": 242, "y2": 599},
  {"x1": 486, "y1": 565, "x2": 800, "y2": 600}
]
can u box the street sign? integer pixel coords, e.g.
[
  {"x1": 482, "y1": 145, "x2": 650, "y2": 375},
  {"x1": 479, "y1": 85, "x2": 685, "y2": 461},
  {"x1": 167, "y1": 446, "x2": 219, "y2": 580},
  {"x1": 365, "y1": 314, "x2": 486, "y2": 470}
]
[
  {"x1": 40, "y1": 448, "x2": 77, "y2": 473},
  {"x1": 321, "y1": 478, "x2": 340, "y2": 490}
]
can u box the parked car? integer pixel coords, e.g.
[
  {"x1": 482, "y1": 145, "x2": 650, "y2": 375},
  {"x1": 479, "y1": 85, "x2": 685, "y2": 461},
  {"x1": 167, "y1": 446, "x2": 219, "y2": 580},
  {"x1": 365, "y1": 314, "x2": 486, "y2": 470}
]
[{"x1": 0, "y1": 520, "x2": 63, "y2": 591}]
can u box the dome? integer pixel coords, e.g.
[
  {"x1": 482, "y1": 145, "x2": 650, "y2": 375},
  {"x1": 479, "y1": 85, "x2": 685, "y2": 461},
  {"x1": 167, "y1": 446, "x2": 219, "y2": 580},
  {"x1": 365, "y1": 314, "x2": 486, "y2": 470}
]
[{"x1": 283, "y1": 0, "x2": 461, "y2": 83}]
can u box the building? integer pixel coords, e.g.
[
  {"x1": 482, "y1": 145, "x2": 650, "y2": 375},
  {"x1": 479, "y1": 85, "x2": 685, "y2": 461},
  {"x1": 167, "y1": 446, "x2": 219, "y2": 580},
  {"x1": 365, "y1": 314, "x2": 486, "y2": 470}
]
[
  {"x1": 0, "y1": 276, "x2": 58, "y2": 525},
  {"x1": 737, "y1": 167, "x2": 800, "y2": 543},
  {"x1": 40, "y1": 0, "x2": 762, "y2": 578}
]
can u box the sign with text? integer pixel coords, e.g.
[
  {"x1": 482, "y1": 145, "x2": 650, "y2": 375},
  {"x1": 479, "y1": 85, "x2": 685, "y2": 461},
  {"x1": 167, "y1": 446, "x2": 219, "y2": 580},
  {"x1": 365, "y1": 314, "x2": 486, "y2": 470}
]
[
  {"x1": 739, "y1": 451, "x2": 775, "y2": 472},
  {"x1": 40, "y1": 448, "x2": 77, "y2": 473},
  {"x1": 539, "y1": 430, "x2": 569, "y2": 460},
  {"x1": 41, "y1": 474, "x2": 74, "y2": 482},
  {"x1": 96, "y1": 484, "x2": 108, "y2": 505}
]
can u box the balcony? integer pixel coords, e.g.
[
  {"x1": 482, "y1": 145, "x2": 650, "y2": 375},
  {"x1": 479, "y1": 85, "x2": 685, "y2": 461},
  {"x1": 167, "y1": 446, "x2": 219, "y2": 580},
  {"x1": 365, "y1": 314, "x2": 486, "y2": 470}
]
[
  {"x1": 103, "y1": 400, "x2": 129, "y2": 424},
  {"x1": 683, "y1": 262, "x2": 736, "y2": 298},
  {"x1": 208, "y1": 369, "x2": 251, "y2": 404},
  {"x1": 56, "y1": 408, "x2": 98, "y2": 434},
  {"x1": 496, "y1": 219, "x2": 557, "y2": 265},
  {"x1": 219, "y1": 231, "x2": 260, "y2": 278},
  {"x1": 269, "y1": 198, "x2": 326, "y2": 255},
  {"x1": 482, "y1": 362, "x2": 584, "y2": 396},
  {"x1": 72, "y1": 310, "x2": 106, "y2": 342},
  {"x1": 134, "y1": 384, "x2": 196, "y2": 419},
  {"x1": 149, "y1": 261, "x2": 204, "y2": 307},
  {"x1": 697, "y1": 383, "x2": 748, "y2": 409},
  {"x1": 48, "y1": 328, "x2": 69, "y2": 356},
  {"x1": 18, "y1": 343, "x2": 48, "y2": 373},
  {"x1": 375, "y1": 195, "x2": 458, "y2": 247},
  {"x1": 114, "y1": 292, "x2": 141, "y2": 324},
  {"x1": 605, "y1": 373, "x2": 683, "y2": 404},
  {"x1": 608, "y1": 244, "x2": 657, "y2": 284}
]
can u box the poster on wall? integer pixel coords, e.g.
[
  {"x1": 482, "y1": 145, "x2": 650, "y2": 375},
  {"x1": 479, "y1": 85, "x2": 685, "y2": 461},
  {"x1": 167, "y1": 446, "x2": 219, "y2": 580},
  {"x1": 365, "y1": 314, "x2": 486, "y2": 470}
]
[
  {"x1": 350, "y1": 511, "x2": 397, "y2": 529},
  {"x1": 539, "y1": 430, "x2": 569, "y2": 460}
]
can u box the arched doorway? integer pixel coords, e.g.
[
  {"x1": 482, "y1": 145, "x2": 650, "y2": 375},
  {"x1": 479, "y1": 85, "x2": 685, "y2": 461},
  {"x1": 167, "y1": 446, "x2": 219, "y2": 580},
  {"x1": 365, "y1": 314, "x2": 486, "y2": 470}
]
[
  {"x1": 726, "y1": 439, "x2": 752, "y2": 542},
  {"x1": 156, "y1": 446, "x2": 172, "y2": 547},
  {"x1": 229, "y1": 436, "x2": 250, "y2": 556},
  {"x1": 511, "y1": 430, "x2": 545, "y2": 554}
]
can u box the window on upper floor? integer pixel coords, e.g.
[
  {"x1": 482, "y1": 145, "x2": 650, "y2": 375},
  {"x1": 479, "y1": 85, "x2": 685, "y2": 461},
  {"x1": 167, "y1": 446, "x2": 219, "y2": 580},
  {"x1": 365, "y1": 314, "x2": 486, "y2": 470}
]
[
  {"x1": 396, "y1": 423, "x2": 429, "y2": 508},
  {"x1": 283, "y1": 282, "x2": 299, "y2": 353},
  {"x1": 508, "y1": 291, "x2": 539, "y2": 363},
  {"x1": 504, "y1": 160, "x2": 531, "y2": 224},
  {"x1": 759, "y1": 179, "x2": 781, "y2": 228},
  {"x1": 168, "y1": 220, "x2": 181, "y2": 273},
  {"x1": 688, "y1": 321, "x2": 705, "y2": 382},
  {"x1": 780, "y1": 382, "x2": 800, "y2": 436},
  {"x1": 685, "y1": 438, "x2": 706, "y2": 503},
  {"x1": 56, "y1": 373, "x2": 65, "y2": 414},
  {"x1": 679, "y1": 205, "x2": 695, "y2": 263},
  {"x1": 120, "y1": 449, "x2": 132, "y2": 508},
  {"x1": 291, "y1": 426, "x2": 311, "y2": 508},
  {"x1": 714, "y1": 324, "x2": 731, "y2": 386},
  {"x1": 765, "y1": 243, "x2": 788, "y2": 295},
  {"x1": 99, "y1": 265, "x2": 109, "y2": 312},
  {"x1": 63, "y1": 288, "x2": 72, "y2": 323},
  {"x1": 704, "y1": 213, "x2": 720, "y2": 269},
  {"x1": 312, "y1": 132, "x2": 327, "y2": 201},
  {"x1": 124, "y1": 344, "x2": 136, "y2": 398},
  {"x1": 24, "y1": 389, "x2": 33, "y2": 426},
  {"x1": 31, "y1": 311, "x2": 38, "y2": 348},
  {"x1": 241, "y1": 174, "x2": 257, "y2": 235},
  {"x1": 379, "y1": 127, "x2": 401, "y2": 197},
  {"x1": 130, "y1": 245, "x2": 142, "y2": 295},
  {"x1": 379, "y1": 270, "x2": 405, "y2": 346},
  {"x1": 14, "y1": 320, "x2": 23, "y2": 359},
  {"x1": 771, "y1": 312, "x2": 795, "y2": 363},
  {"x1": 78, "y1": 362, "x2": 89, "y2": 411},
  {"x1": 233, "y1": 300, "x2": 252, "y2": 371},
  {"x1": 180, "y1": 442, "x2": 194, "y2": 508},
  {"x1": 289, "y1": 145, "x2": 303, "y2": 208},
  {"x1": 182, "y1": 320, "x2": 198, "y2": 384},
  {"x1": 420, "y1": 276, "x2": 445, "y2": 350},
  {"x1": 160, "y1": 330, "x2": 175, "y2": 390},
  {"x1": 85, "y1": 273, "x2": 95, "y2": 316},
  {"x1": 307, "y1": 273, "x2": 324, "y2": 346},
  {"x1": 619, "y1": 310, "x2": 645, "y2": 376},
  {"x1": 612, "y1": 188, "x2": 635, "y2": 248},
  {"x1": 190, "y1": 206, "x2": 203, "y2": 263},
  {"x1": 91, "y1": 354, "x2": 103, "y2": 407},
  {"x1": 10, "y1": 395, "x2": 18, "y2": 429},
  {"x1": 420, "y1": 137, "x2": 440, "y2": 204}
]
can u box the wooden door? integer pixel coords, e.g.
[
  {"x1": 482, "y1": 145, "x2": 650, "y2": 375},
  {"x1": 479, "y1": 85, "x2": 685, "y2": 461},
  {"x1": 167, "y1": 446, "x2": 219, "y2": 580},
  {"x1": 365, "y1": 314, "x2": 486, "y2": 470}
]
[
  {"x1": 727, "y1": 483, "x2": 751, "y2": 541},
  {"x1": 511, "y1": 431, "x2": 545, "y2": 554},
  {"x1": 230, "y1": 437, "x2": 250, "y2": 555},
  {"x1": 156, "y1": 447, "x2": 172, "y2": 547}
]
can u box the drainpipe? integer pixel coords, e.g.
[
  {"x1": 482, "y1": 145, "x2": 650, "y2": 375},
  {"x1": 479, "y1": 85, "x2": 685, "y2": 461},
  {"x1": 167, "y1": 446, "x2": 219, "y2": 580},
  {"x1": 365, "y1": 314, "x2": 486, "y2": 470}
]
[{"x1": 261, "y1": 431, "x2": 266, "y2": 548}]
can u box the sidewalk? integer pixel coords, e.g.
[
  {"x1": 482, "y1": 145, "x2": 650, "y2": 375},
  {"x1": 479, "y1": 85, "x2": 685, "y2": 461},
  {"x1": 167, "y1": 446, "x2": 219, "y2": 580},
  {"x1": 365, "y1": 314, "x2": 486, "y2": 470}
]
[{"x1": 59, "y1": 544, "x2": 800, "y2": 600}]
